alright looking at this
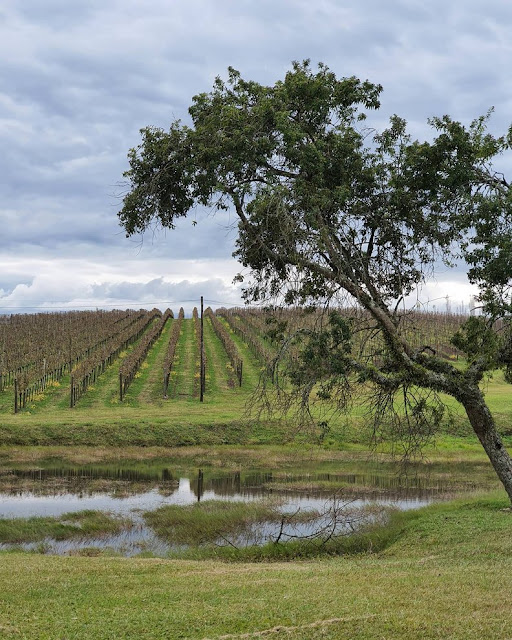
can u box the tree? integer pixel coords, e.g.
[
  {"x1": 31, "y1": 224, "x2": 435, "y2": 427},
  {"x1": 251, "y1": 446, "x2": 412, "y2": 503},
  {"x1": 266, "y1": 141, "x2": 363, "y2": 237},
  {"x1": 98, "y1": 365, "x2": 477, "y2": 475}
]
[{"x1": 118, "y1": 61, "x2": 512, "y2": 500}]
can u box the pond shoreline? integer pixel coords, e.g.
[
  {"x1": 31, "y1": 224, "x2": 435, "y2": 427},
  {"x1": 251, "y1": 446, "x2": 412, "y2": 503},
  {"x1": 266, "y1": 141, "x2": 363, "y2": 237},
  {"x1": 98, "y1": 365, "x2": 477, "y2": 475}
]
[{"x1": 0, "y1": 446, "x2": 500, "y2": 557}]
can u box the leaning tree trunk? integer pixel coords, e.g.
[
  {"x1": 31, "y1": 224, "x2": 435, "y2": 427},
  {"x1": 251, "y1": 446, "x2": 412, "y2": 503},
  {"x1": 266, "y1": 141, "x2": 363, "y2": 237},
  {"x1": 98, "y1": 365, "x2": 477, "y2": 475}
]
[{"x1": 459, "y1": 385, "x2": 512, "y2": 503}]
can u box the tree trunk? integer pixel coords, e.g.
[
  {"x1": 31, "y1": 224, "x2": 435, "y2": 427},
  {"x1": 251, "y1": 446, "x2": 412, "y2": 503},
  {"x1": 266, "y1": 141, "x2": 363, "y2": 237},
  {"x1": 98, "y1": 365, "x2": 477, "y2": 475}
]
[{"x1": 459, "y1": 386, "x2": 512, "y2": 503}]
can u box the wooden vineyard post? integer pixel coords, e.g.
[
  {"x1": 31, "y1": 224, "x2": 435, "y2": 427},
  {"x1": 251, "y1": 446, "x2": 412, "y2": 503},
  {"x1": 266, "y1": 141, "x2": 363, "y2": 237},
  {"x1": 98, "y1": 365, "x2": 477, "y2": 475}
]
[
  {"x1": 200, "y1": 296, "x2": 204, "y2": 402},
  {"x1": 70, "y1": 376, "x2": 74, "y2": 408},
  {"x1": 14, "y1": 378, "x2": 18, "y2": 414},
  {"x1": 119, "y1": 372, "x2": 123, "y2": 402}
]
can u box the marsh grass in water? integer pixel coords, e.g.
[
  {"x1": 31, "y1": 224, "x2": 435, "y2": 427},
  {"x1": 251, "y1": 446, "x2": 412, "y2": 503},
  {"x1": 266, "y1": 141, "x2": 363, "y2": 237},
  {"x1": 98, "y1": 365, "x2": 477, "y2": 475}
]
[
  {"x1": 0, "y1": 443, "x2": 501, "y2": 497},
  {"x1": 155, "y1": 502, "x2": 397, "y2": 562},
  {"x1": 142, "y1": 498, "x2": 391, "y2": 556},
  {"x1": 0, "y1": 509, "x2": 131, "y2": 543},
  {"x1": 143, "y1": 499, "x2": 291, "y2": 546}
]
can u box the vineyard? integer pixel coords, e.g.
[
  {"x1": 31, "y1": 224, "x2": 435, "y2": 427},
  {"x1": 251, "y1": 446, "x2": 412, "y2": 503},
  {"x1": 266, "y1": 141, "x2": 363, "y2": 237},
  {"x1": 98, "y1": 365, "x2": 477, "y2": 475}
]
[{"x1": 0, "y1": 306, "x2": 470, "y2": 416}]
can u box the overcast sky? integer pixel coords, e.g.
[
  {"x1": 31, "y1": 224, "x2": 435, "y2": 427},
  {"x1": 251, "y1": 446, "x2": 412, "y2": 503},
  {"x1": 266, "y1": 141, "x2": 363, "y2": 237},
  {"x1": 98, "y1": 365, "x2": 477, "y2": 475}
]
[{"x1": 2, "y1": 0, "x2": 511, "y2": 315}]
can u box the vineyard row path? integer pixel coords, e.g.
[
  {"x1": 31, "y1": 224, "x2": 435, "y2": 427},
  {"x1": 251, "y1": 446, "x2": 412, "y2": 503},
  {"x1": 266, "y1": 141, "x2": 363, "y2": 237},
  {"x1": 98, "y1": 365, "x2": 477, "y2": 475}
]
[{"x1": 0, "y1": 312, "x2": 265, "y2": 414}]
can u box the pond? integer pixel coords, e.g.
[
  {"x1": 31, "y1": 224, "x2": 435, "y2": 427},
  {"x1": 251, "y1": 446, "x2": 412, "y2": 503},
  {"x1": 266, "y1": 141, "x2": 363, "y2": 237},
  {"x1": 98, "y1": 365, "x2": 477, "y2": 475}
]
[{"x1": 0, "y1": 456, "x2": 497, "y2": 556}]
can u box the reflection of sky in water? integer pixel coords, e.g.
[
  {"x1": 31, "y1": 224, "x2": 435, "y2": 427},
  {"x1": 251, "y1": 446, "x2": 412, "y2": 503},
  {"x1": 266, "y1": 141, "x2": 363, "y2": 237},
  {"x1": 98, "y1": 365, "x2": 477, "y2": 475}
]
[
  {"x1": 1, "y1": 480, "x2": 213, "y2": 518},
  {"x1": 0, "y1": 473, "x2": 436, "y2": 556},
  {"x1": 0, "y1": 477, "x2": 432, "y2": 519}
]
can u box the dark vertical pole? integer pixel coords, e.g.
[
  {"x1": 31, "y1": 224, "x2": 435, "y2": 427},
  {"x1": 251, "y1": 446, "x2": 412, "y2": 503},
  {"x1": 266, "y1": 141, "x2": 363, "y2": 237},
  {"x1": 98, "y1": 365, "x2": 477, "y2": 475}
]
[
  {"x1": 200, "y1": 296, "x2": 204, "y2": 402},
  {"x1": 70, "y1": 376, "x2": 74, "y2": 408},
  {"x1": 14, "y1": 378, "x2": 18, "y2": 414},
  {"x1": 119, "y1": 372, "x2": 123, "y2": 402},
  {"x1": 197, "y1": 469, "x2": 204, "y2": 502}
]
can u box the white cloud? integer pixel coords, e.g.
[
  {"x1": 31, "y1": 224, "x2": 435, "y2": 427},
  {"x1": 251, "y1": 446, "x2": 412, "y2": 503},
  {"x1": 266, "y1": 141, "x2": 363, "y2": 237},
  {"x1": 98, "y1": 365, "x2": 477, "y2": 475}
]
[{"x1": 1, "y1": 0, "x2": 511, "y2": 314}]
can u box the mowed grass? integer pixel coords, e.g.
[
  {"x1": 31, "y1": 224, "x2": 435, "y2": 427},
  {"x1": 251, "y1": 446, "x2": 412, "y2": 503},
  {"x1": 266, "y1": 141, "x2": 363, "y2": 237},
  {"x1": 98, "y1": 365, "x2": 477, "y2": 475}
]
[
  {"x1": 1, "y1": 494, "x2": 512, "y2": 639},
  {"x1": 0, "y1": 374, "x2": 509, "y2": 447},
  {"x1": 0, "y1": 309, "x2": 510, "y2": 448}
]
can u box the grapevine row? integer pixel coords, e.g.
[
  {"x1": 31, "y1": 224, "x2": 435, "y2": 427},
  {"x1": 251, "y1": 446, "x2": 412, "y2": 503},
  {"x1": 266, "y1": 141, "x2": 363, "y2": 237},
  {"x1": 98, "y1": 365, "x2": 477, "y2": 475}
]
[
  {"x1": 234, "y1": 307, "x2": 469, "y2": 364},
  {"x1": 192, "y1": 307, "x2": 206, "y2": 398},
  {"x1": 14, "y1": 311, "x2": 152, "y2": 410},
  {"x1": 3, "y1": 310, "x2": 144, "y2": 393},
  {"x1": 205, "y1": 307, "x2": 243, "y2": 387},
  {"x1": 216, "y1": 308, "x2": 274, "y2": 367},
  {"x1": 163, "y1": 308, "x2": 184, "y2": 397},
  {"x1": 69, "y1": 309, "x2": 162, "y2": 408},
  {"x1": 119, "y1": 309, "x2": 173, "y2": 400},
  {"x1": 3, "y1": 306, "x2": 481, "y2": 413},
  {"x1": 2, "y1": 310, "x2": 134, "y2": 376}
]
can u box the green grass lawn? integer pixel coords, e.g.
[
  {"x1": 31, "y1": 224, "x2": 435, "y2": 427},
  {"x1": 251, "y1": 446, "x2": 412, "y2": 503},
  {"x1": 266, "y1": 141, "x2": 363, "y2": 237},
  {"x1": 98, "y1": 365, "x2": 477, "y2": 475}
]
[
  {"x1": 1, "y1": 493, "x2": 511, "y2": 639},
  {"x1": 1, "y1": 321, "x2": 512, "y2": 638},
  {"x1": 0, "y1": 371, "x2": 509, "y2": 447},
  {"x1": 0, "y1": 313, "x2": 510, "y2": 448}
]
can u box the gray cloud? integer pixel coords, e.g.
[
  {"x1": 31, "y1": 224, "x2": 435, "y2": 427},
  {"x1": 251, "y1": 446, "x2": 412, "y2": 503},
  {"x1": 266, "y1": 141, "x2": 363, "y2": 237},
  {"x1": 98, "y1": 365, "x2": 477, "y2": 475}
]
[
  {"x1": 0, "y1": 274, "x2": 242, "y2": 316},
  {"x1": 89, "y1": 277, "x2": 242, "y2": 316},
  {"x1": 1, "y1": 0, "x2": 511, "y2": 313}
]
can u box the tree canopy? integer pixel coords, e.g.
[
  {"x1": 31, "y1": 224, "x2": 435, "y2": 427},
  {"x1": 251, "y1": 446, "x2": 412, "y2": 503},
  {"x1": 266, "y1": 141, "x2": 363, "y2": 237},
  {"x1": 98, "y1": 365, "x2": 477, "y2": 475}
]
[{"x1": 118, "y1": 61, "x2": 512, "y2": 500}]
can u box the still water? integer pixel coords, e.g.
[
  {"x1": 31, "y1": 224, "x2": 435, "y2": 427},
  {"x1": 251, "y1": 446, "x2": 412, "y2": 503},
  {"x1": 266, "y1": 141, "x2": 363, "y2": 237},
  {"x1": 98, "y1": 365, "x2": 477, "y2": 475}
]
[
  {"x1": 0, "y1": 461, "x2": 468, "y2": 555},
  {"x1": 0, "y1": 469, "x2": 436, "y2": 518}
]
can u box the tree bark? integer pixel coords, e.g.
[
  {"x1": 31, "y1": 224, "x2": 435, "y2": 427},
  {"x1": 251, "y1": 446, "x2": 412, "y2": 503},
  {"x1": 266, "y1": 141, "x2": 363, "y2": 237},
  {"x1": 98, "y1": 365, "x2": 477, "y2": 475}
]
[{"x1": 459, "y1": 386, "x2": 512, "y2": 503}]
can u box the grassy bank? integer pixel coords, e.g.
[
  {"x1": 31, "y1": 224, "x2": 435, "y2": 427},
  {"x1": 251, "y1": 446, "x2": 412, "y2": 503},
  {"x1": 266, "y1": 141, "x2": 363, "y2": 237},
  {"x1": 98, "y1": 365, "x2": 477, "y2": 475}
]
[
  {"x1": 1, "y1": 494, "x2": 511, "y2": 639},
  {"x1": 0, "y1": 440, "x2": 506, "y2": 480},
  {"x1": 0, "y1": 367, "x2": 510, "y2": 447}
]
